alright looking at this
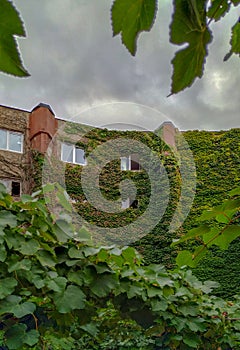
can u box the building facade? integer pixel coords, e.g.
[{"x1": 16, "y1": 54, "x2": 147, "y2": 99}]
[{"x1": 0, "y1": 103, "x2": 177, "y2": 200}]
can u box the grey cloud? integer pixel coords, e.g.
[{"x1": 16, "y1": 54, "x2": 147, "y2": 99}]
[{"x1": 1, "y1": 0, "x2": 239, "y2": 131}]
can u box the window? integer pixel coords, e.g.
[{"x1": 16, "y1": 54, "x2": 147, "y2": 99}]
[
  {"x1": 120, "y1": 154, "x2": 140, "y2": 171},
  {"x1": 0, "y1": 179, "x2": 21, "y2": 197},
  {"x1": 121, "y1": 198, "x2": 130, "y2": 209},
  {"x1": 0, "y1": 129, "x2": 23, "y2": 153},
  {"x1": 121, "y1": 198, "x2": 138, "y2": 209},
  {"x1": 11, "y1": 181, "x2": 21, "y2": 196},
  {"x1": 61, "y1": 143, "x2": 86, "y2": 165}
]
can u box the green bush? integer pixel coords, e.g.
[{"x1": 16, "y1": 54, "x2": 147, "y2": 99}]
[{"x1": 0, "y1": 184, "x2": 240, "y2": 349}]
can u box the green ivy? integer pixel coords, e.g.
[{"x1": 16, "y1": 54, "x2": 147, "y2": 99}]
[
  {"x1": 181, "y1": 129, "x2": 240, "y2": 298},
  {"x1": 32, "y1": 125, "x2": 240, "y2": 298}
]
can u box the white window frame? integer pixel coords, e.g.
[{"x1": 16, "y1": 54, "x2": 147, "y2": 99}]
[
  {"x1": 120, "y1": 156, "x2": 130, "y2": 171},
  {"x1": 0, "y1": 129, "x2": 23, "y2": 153},
  {"x1": 121, "y1": 198, "x2": 130, "y2": 209},
  {"x1": 61, "y1": 142, "x2": 87, "y2": 165},
  {"x1": 120, "y1": 154, "x2": 140, "y2": 171}
]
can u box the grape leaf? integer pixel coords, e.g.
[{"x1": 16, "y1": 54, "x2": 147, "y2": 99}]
[
  {"x1": 207, "y1": 0, "x2": 230, "y2": 22},
  {"x1": 172, "y1": 225, "x2": 210, "y2": 245},
  {"x1": 170, "y1": 0, "x2": 212, "y2": 94},
  {"x1": 111, "y1": 0, "x2": 157, "y2": 55},
  {"x1": 5, "y1": 324, "x2": 27, "y2": 350},
  {"x1": 176, "y1": 250, "x2": 195, "y2": 267},
  {"x1": 0, "y1": 0, "x2": 29, "y2": 76},
  {"x1": 24, "y1": 330, "x2": 39, "y2": 346},
  {"x1": 212, "y1": 225, "x2": 240, "y2": 249},
  {"x1": 54, "y1": 285, "x2": 86, "y2": 313},
  {"x1": 0, "y1": 210, "x2": 17, "y2": 228},
  {"x1": 230, "y1": 20, "x2": 240, "y2": 54},
  {"x1": 229, "y1": 187, "x2": 240, "y2": 196},
  {"x1": 13, "y1": 301, "x2": 36, "y2": 318},
  {"x1": 0, "y1": 277, "x2": 17, "y2": 299},
  {"x1": 231, "y1": 0, "x2": 240, "y2": 5}
]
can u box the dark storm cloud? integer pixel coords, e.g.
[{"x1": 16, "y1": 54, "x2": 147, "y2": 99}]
[{"x1": 1, "y1": 0, "x2": 239, "y2": 130}]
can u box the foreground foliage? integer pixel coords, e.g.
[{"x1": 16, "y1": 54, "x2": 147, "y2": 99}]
[
  {"x1": 174, "y1": 186, "x2": 240, "y2": 268},
  {"x1": 1, "y1": 0, "x2": 240, "y2": 94},
  {"x1": 0, "y1": 0, "x2": 29, "y2": 77},
  {"x1": 112, "y1": 0, "x2": 240, "y2": 94},
  {"x1": 0, "y1": 185, "x2": 240, "y2": 349}
]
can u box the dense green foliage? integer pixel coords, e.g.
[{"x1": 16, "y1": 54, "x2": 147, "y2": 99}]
[
  {"x1": 179, "y1": 129, "x2": 240, "y2": 298},
  {"x1": 173, "y1": 187, "x2": 240, "y2": 309},
  {"x1": 129, "y1": 128, "x2": 240, "y2": 291},
  {"x1": 40, "y1": 122, "x2": 186, "y2": 270},
  {"x1": 38, "y1": 124, "x2": 240, "y2": 298},
  {"x1": 54, "y1": 124, "x2": 181, "y2": 246},
  {"x1": 1, "y1": 185, "x2": 240, "y2": 349},
  {"x1": 174, "y1": 187, "x2": 240, "y2": 264}
]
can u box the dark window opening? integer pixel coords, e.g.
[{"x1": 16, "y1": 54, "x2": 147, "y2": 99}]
[
  {"x1": 130, "y1": 199, "x2": 138, "y2": 209},
  {"x1": 131, "y1": 160, "x2": 140, "y2": 171},
  {"x1": 11, "y1": 181, "x2": 21, "y2": 196},
  {"x1": 131, "y1": 154, "x2": 140, "y2": 171}
]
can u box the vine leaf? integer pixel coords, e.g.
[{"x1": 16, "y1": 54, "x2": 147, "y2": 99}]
[
  {"x1": 0, "y1": 277, "x2": 17, "y2": 299},
  {"x1": 207, "y1": 0, "x2": 230, "y2": 22},
  {"x1": 224, "y1": 19, "x2": 240, "y2": 61},
  {"x1": 0, "y1": 0, "x2": 29, "y2": 77},
  {"x1": 169, "y1": 0, "x2": 212, "y2": 95},
  {"x1": 176, "y1": 250, "x2": 196, "y2": 267},
  {"x1": 230, "y1": 20, "x2": 240, "y2": 54},
  {"x1": 111, "y1": 0, "x2": 157, "y2": 55},
  {"x1": 209, "y1": 225, "x2": 240, "y2": 250},
  {"x1": 54, "y1": 285, "x2": 86, "y2": 313},
  {"x1": 231, "y1": 0, "x2": 240, "y2": 5},
  {"x1": 13, "y1": 301, "x2": 36, "y2": 318},
  {"x1": 5, "y1": 324, "x2": 27, "y2": 350}
]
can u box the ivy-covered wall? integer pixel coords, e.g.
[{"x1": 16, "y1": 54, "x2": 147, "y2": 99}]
[
  {"x1": 34, "y1": 123, "x2": 240, "y2": 299},
  {"x1": 61, "y1": 123, "x2": 181, "y2": 246},
  {"x1": 181, "y1": 129, "x2": 240, "y2": 299}
]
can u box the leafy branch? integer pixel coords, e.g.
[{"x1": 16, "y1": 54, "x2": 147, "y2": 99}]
[
  {"x1": 111, "y1": 0, "x2": 240, "y2": 94},
  {"x1": 1, "y1": 0, "x2": 240, "y2": 95},
  {"x1": 173, "y1": 187, "x2": 240, "y2": 267},
  {"x1": 1, "y1": 184, "x2": 240, "y2": 348},
  {"x1": 0, "y1": 0, "x2": 29, "y2": 77}
]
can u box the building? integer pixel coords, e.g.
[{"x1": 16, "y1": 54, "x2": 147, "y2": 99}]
[{"x1": 0, "y1": 103, "x2": 177, "y2": 202}]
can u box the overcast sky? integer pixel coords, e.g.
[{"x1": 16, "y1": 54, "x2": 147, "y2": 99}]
[{"x1": 1, "y1": 0, "x2": 239, "y2": 131}]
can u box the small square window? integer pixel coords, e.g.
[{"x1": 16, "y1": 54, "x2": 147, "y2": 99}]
[{"x1": 120, "y1": 154, "x2": 140, "y2": 171}]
